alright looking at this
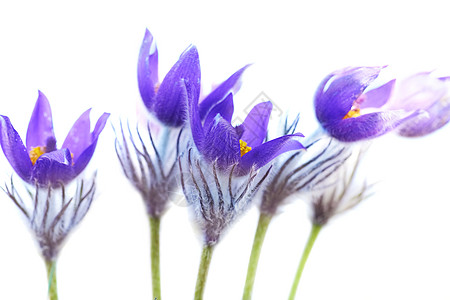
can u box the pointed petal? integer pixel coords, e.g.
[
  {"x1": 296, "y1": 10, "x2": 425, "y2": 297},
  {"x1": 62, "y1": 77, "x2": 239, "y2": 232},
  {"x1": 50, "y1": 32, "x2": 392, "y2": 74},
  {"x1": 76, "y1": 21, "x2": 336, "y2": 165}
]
[
  {"x1": 0, "y1": 116, "x2": 32, "y2": 182},
  {"x1": 138, "y1": 29, "x2": 159, "y2": 110},
  {"x1": 237, "y1": 133, "x2": 304, "y2": 175},
  {"x1": 204, "y1": 93, "x2": 234, "y2": 129},
  {"x1": 72, "y1": 112, "x2": 110, "y2": 175},
  {"x1": 315, "y1": 67, "x2": 382, "y2": 123},
  {"x1": 32, "y1": 149, "x2": 74, "y2": 185},
  {"x1": 154, "y1": 45, "x2": 201, "y2": 127},
  {"x1": 322, "y1": 110, "x2": 417, "y2": 142},
  {"x1": 199, "y1": 64, "x2": 250, "y2": 120},
  {"x1": 360, "y1": 79, "x2": 396, "y2": 109},
  {"x1": 398, "y1": 97, "x2": 450, "y2": 137},
  {"x1": 62, "y1": 109, "x2": 92, "y2": 162},
  {"x1": 240, "y1": 101, "x2": 272, "y2": 148},
  {"x1": 187, "y1": 79, "x2": 205, "y2": 150},
  {"x1": 26, "y1": 91, "x2": 56, "y2": 151},
  {"x1": 202, "y1": 115, "x2": 240, "y2": 170}
]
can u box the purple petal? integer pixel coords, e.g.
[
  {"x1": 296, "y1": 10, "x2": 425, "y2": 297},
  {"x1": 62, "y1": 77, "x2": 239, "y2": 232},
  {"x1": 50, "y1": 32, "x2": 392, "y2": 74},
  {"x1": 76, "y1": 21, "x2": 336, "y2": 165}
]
[
  {"x1": 32, "y1": 149, "x2": 74, "y2": 185},
  {"x1": 62, "y1": 109, "x2": 92, "y2": 162},
  {"x1": 72, "y1": 112, "x2": 110, "y2": 175},
  {"x1": 315, "y1": 67, "x2": 382, "y2": 124},
  {"x1": 0, "y1": 116, "x2": 33, "y2": 182},
  {"x1": 26, "y1": 91, "x2": 56, "y2": 152},
  {"x1": 321, "y1": 110, "x2": 416, "y2": 142},
  {"x1": 388, "y1": 72, "x2": 448, "y2": 111},
  {"x1": 237, "y1": 133, "x2": 305, "y2": 175},
  {"x1": 138, "y1": 29, "x2": 159, "y2": 110},
  {"x1": 154, "y1": 45, "x2": 200, "y2": 127},
  {"x1": 360, "y1": 80, "x2": 396, "y2": 109},
  {"x1": 240, "y1": 101, "x2": 272, "y2": 148},
  {"x1": 202, "y1": 115, "x2": 240, "y2": 170},
  {"x1": 398, "y1": 98, "x2": 450, "y2": 137},
  {"x1": 187, "y1": 79, "x2": 205, "y2": 150},
  {"x1": 199, "y1": 64, "x2": 250, "y2": 120},
  {"x1": 204, "y1": 93, "x2": 234, "y2": 129}
]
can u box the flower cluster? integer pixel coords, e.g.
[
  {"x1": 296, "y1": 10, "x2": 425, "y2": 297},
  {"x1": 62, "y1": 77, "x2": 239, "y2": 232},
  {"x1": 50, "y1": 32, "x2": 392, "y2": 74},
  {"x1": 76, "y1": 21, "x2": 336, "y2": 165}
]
[{"x1": 1, "y1": 27, "x2": 450, "y2": 300}]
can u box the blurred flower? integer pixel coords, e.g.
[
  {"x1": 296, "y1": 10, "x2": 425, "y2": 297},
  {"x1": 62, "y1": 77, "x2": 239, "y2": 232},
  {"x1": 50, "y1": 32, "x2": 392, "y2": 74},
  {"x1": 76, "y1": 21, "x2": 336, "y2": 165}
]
[
  {"x1": 393, "y1": 73, "x2": 450, "y2": 137},
  {"x1": 0, "y1": 91, "x2": 109, "y2": 186},
  {"x1": 314, "y1": 66, "x2": 424, "y2": 142}
]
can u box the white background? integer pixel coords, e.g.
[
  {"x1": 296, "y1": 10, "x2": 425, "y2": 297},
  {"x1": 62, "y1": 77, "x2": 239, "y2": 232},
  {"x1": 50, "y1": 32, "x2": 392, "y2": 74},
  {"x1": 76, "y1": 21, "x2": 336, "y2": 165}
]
[{"x1": 0, "y1": 1, "x2": 450, "y2": 299}]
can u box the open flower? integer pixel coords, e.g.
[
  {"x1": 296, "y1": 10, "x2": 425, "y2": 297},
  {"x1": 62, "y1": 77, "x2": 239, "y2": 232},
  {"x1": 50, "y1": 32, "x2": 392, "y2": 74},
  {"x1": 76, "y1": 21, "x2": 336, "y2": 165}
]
[
  {"x1": 314, "y1": 66, "x2": 423, "y2": 142},
  {"x1": 0, "y1": 91, "x2": 109, "y2": 186},
  {"x1": 188, "y1": 88, "x2": 304, "y2": 175}
]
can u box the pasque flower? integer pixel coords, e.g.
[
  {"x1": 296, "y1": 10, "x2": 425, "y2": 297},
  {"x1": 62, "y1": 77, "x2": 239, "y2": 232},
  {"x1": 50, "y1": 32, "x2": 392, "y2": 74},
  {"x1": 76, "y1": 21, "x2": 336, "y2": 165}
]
[
  {"x1": 0, "y1": 91, "x2": 108, "y2": 300},
  {"x1": 117, "y1": 28, "x2": 252, "y2": 300},
  {"x1": 181, "y1": 81, "x2": 304, "y2": 299},
  {"x1": 0, "y1": 91, "x2": 109, "y2": 186},
  {"x1": 314, "y1": 66, "x2": 425, "y2": 142}
]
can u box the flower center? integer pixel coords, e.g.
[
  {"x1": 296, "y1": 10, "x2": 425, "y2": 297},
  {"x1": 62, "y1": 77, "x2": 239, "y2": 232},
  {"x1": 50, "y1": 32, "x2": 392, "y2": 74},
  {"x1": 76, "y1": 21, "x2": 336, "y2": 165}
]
[
  {"x1": 29, "y1": 146, "x2": 46, "y2": 165},
  {"x1": 343, "y1": 108, "x2": 361, "y2": 119},
  {"x1": 239, "y1": 140, "x2": 252, "y2": 157}
]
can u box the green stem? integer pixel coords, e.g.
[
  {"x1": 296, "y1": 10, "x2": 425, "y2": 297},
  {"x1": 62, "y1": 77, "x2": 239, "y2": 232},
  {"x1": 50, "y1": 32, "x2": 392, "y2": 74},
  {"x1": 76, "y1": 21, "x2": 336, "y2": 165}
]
[
  {"x1": 242, "y1": 213, "x2": 272, "y2": 300},
  {"x1": 194, "y1": 244, "x2": 215, "y2": 300},
  {"x1": 149, "y1": 216, "x2": 161, "y2": 300},
  {"x1": 288, "y1": 224, "x2": 322, "y2": 300},
  {"x1": 45, "y1": 259, "x2": 58, "y2": 300}
]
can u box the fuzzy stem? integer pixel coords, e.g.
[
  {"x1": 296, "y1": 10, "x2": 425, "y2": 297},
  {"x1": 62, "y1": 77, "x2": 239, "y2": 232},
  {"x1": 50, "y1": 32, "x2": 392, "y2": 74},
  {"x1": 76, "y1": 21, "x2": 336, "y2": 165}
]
[
  {"x1": 45, "y1": 259, "x2": 58, "y2": 300},
  {"x1": 194, "y1": 244, "x2": 215, "y2": 300},
  {"x1": 288, "y1": 224, "x2": 322, "y2": 300},
  {"x1": 242, "y1": 213, "x2": 272, "y2": 300},
  {"x1": 149, "y1": 216, "x2": 162, "y2": 300}
]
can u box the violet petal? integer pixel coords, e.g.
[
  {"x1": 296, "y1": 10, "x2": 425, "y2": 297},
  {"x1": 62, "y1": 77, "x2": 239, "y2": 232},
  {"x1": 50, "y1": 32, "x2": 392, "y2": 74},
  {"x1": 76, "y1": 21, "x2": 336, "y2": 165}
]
[
  {"x1": 154, "y1": 45, "x2": 200, "y2": 127},
  {"x1": 0, "y1": 116, "x2": 33, "y2": 182},
  {"x1": 237, "y1": 133, "x2": 304, "y2": 175},
  {"x1": 138, "y1": 29, "x2": 159, "y2": 110},
  {"x1": 26, "y1": 91, "x2": 56, "y2": 152},
  {"x1": 204, "y1": 93, "x2": 234, "y2": 129},
  {"x1": 322, "y1": 110, "x2": 416, "y2": 142},
  {"x1": 240, "y1": 101, "x2": 272, "y2": 148},
  {"x1": 360, "y1": 80, "x2": 396, "y2": 109},
  {"x1": 202, "y1": 115, "x2": 240, "y2": 170},
  {"x1": 62, "y1": 109, "x2": 92, "y2": 162},
  {"x1": 32, "y1": 148, "x2": 74, "y2": 185},
  {"x1": 72, "y1": 112, "x2": 110, "y2": 175},
  {"x1": 187, "y1": 80, "x2": 205, "y2": 150},
  {"x1": 199, "y1": 64, "x2": 250, "y2": 120}
]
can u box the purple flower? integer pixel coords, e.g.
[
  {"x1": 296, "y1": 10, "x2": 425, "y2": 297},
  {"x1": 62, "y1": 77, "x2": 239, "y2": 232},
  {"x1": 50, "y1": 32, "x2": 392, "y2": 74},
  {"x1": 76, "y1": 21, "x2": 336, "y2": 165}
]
[
  {"x1": 138, "y1": 29, "x2": 249, "y2": 128},
  {"x1": 0, "y1": 91, "x2": 109, "y2": 186},
  {"x1": 314, "y1": 66, "x2": 424, "y2": 142},
  {"x1": 393, "y1": 73, "x2": 450, "y2": 137},
  {"x1": 188, "y1": 89, "x2": 304, "y2": 175},
  {"x1": 138, "y1": 29, "x2": 200, "y2": 127}
]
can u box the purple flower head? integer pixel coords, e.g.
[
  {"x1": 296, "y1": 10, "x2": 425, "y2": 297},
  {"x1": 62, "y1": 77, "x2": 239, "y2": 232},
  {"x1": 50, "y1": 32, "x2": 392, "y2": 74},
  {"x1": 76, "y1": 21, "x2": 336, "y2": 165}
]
[
  {"x1": 138, "y1": 29, "x2": 200, "y2": 127},
  {"x1": 314, "y1": 66, "x2": 426, "y2": 142},
  {"x1": 188, "y1": 84, "x2": 304, "y2": 175},
  {"x1": 0, "y1": 91, "x2": 109, "y2": 186},
  {"x1": 393, "y1": 73, "x2": 450, "y2": 137},
  {"x1": 138, "y1": 29, "x2": 250, "y2": 128}
]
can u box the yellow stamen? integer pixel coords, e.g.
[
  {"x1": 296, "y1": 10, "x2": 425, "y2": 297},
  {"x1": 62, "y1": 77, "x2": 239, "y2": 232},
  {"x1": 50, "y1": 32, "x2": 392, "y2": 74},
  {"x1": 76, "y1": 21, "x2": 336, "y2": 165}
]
[
  {"x1": 343, "y1": 108, "x2": 361, "y2": 119},
  {"x1": 29, "y1": 146, "x2": 46, "y2": 165},
  {"x1": 240, "y1": 140, "x2": 252, "y2": 157},
  {"x1": 154, "y1": 83, "x2": 161, "y2": 94}
]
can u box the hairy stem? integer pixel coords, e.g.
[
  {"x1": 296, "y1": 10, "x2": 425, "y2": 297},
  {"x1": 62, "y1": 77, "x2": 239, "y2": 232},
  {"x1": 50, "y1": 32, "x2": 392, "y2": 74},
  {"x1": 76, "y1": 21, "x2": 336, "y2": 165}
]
[
  {"x1": 242, "y1": 213, "x2": 272, "y2": 300},
  {"x1": 149, "y1": 216, "x2": 161, "y2": 300},
  {"x1": 194, "y1": 244, "x2": 215, "y2": 300},
  {"x1": 288, "y1": 224, "x2": 322, "y2": 300},
  {"x1": 45, "y1": 259, "x2": 58, "y2": 300}
]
